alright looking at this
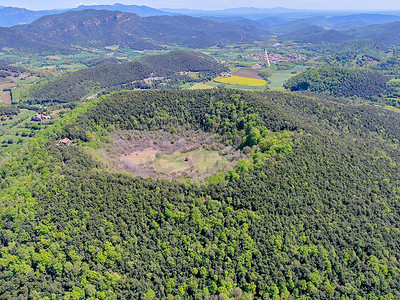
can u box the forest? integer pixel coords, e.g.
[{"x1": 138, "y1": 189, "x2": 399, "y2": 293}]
[
  {"x1": 0, "y1": 104, "x2": 19, "y2": 116},
  {"x1": 0, "y1": 89, "x2": 399, "y2": 299},
  {"x1": 283, "y1": 66, "x2": 389, "y2": 99}
]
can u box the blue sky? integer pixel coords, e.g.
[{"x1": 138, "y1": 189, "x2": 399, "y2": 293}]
[{"x1": 2, "y1": 0, "x2": 400, "y2": 10}]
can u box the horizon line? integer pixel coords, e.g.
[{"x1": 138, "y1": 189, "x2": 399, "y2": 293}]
[{"x1": 1, "y1": 4, "x2": 400, "y2": 13}]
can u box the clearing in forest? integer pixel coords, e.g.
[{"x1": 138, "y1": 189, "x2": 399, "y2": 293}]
[{"x1": 100, "y1": 130, "x2": 243, "y2": 180}]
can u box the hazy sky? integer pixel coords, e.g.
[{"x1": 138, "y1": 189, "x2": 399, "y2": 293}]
[{"x1": 1, "y1": 0, "x2": 400, "y2": 10}]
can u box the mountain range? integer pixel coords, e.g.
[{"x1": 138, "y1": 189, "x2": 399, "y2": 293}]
[
  {"x1": 0, "y1": 5, "x2": 400, "y2": 52},
  {"x1": 0, "y1": 9, "x2": 267, "y2": 53},
  {"x1": 0, "y1": 4, "x2": 169, "y2": 27},
  {"x1": 1, "y1": 4, "x2": 400, "y2": 29}
]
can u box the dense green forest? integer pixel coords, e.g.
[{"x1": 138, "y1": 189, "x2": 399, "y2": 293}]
[
  {"x1": 316, "y1": 52, "x2": 380, "y2": 68},
  {"x1": 283, "y1": 66, "x2": 389, "y2": 99},
  {"x1": 345, "y1": 21, "x2": 400, "y2": 45},
  {"x1": 1, "y1": 89, "x2": 400, "y2": 299},
  {"x1": 31, "y1": 50, "x2": 227, "y2": 103},
  {"x1": 306, "y1": 39, "x2": 389, "y2": 58}
]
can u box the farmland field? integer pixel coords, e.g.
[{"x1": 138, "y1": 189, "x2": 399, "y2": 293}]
[
  {"x1": 214, "y1": 75, "x2": 267, "y2": 86},
  {"x1": 268, "y1": 70, "x2": 296, "y2": 89},
  {"x1": 207, "y1": 81, "x2": 266, "y2": 91},
  {"x1": 189, "y1": 83, "x2": 215, "y2": 89},
  {"x1": 267, "y1": 67, "x2": 307, "y2": 89},
  {"x1": 0, "y1": 91, "x2": 12, "y2": 104},
  {"x1": 0, "y1": 83, "x2": 17, "y2": 89},
  {"x1": 0, "y1": 109, "x2": 36, "y2": 154},
  {"x1": 233, "y1": 68, "x2": 264, "y2": 79}
]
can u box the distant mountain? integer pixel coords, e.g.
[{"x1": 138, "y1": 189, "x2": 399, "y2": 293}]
[
  {"x1": 346, "y1": 21, "x2": 400, "y2": 45},
  {"x1": 0, "y1": 6, "x2": 62, "y2": 27},
  {"x1": 326, "y1": 14, "x2": 400, "y2": 30},
  {"x1": 0, "y1": 4, "x2": 169, "y2": 27},
  {"x1": 161, "y1": 7, "x2": 314, "y2": 18},
  {"x1": 279, "y1": 24, "x2": 352, "y2": 44},
  {"x1": 13, "y1": 10, "x2": 160, "y2": 50},
  {"x1": 1, "y1": 5, "x2": 400, "y2": 32},
  {"x1": 0, "y1": 26, "x2": 71, "y2": 53},
  {"x1": 286, "y1": 14, "x2": 400, "y2": 31},
  {"x1": 72, "y1": 4, "x2": 169, "y2": 17},
  {"x1": 10, "y1": 9, "x2": 267, "y2": 51}
]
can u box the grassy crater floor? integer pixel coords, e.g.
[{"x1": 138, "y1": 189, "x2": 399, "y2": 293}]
[{"x1": 98, "y1": 129, "x2": 243, "y2": 180}]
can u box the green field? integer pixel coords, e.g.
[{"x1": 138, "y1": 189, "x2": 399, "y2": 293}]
[
  {"x1": 189, "y1": 83, "x2": 216, "y2": 90},
  {"x1": 154, "y1": 148, "x2": 229, "y2": 174},
  {"x1": 0, "y1": 109, "x2": 36, "y2": 153},
  {"x1": 268, "y1": 70, "x2": 296, "y2": 89}
]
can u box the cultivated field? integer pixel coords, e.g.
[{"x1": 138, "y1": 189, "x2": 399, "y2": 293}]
[
  {"x1": 189, "y1": 83, "x2": 215, "y2": 90},
  {"x1": 0, "y1": 91, "x2": 12, "y2": 104},
  {"x1": 233, "y1": 68, "x2": 264, "y2": 79},
  {"x1": 214, "y1": 75, "x2": 266, "y2": 86},
  {"x1": 0, "y1": 83, "x2": 17, "y2": 89},
  {"x1": 0, "y1": 109, "x2": 36, "y2": 154}
]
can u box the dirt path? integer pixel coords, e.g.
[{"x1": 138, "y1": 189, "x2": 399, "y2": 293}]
[{"x1": 0, "y1": 83, "x2": 17, "y2": 89}]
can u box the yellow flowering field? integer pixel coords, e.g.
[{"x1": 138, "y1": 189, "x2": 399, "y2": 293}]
[{"x1": 214, "y1": 75, "x2": 267, "y2": 86}]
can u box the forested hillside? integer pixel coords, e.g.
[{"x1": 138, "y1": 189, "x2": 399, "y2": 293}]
[
  {"x1": 31, "y1": 50, "x2": 227, "y2": 102},
  {"x1": 284, "y1": 66, "x2": 389, "y2": 98},
  {"x1": 307, "y1": 39, "x2": 388, "y2": 58},
  {"x1": 1, "y1": 89, "x2": 400, "y2": 299},
  {"x1": 346, "y1": 21, "x2": 400, "y2": 45},
  {"x1": 278, "y1": 25, "x2": 352, "y2": 44}
]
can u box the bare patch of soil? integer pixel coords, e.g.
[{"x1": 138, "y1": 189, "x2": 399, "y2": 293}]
[
  {"x1": 0, "y1": 83, "x2": 17, "y2": 89},
  {"x1": 102, "y1": 130, "x2": 244, "y2": 180},
  {"x1": 0, "y1": 91, "x2": 12, "y2": 104}
]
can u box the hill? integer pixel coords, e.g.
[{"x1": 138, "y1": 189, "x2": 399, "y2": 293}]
[
  {"x1": 278, "y1": 24, "x2": 352, "y2": 44},
  {"x1": 0, "y1": 6, "x2": 62, "y2": 27},
  {"x1": 0, "y1": 5, "x2": 168, "y2": 27},
  {"x1": 12, "y1": 10, "x2": 161, "y2": 50},
  {"x1": 0, "y1": 26, "x2": 74, "y2": 54},
  {"x1": 284, "y1": 66, "x2": 389, "y2": 98},
  {"x1": 72, "y1": 4, "x2": 169, "y2": 16},
  {"x1": 307, "y1": 39, "x2": 389, "y2": 58},
  {"x1": 281, "y1": 14, "x2": 400, "y2": 31},
  {"x1": 1, "y1": 89, "x2": 400, "y2": 299},
  {"x1": 325, "y1": 13, "x2": 400, "y2": 30},
  {"x1": 31, "y1": 50, "x2": 228, "y2": 102},
  {"x1": 9, "y1": 9, "x2": 267, "y2": 52},
  {"x1": 346, "y1": 21, "x2": 400, "y2": 45}
]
